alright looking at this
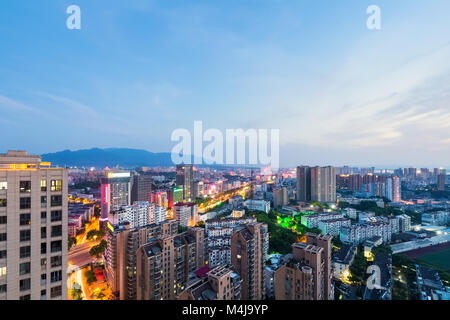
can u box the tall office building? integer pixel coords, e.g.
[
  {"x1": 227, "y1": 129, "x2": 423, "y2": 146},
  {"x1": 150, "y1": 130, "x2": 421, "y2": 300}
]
[
  {"x1": 230, "y1": 223, "x2": 269, "y2": 300},
  {"x1": 296, "y1": 166, "x2": 311, "y2": 202},
  {"x1": 0, "y1": 151, "x2": 68, "y2": 300},
  {"x1": 130, "y1": 173, "x2": 152, "y2": 203},
  {"x1": 100, "y1": 171, "x2": 131, "y2": 229},
  {"x1": 437, "y1": 169, "x2": 446, "y2": 191},
  {"x1": 136, "y1": 227, "x2": 206, "y2": 300},
  {"x1": 274, "y1": 233, "x2": 333, "y2": 300},
  {"x1": 176, "y1": 164, "x2": 194, "y2": 201}
]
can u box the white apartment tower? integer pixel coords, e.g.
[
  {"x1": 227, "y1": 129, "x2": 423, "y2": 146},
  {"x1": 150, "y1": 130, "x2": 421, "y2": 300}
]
[{"x1": 0, "y1": 151, "x2": 68, "y2": 300}]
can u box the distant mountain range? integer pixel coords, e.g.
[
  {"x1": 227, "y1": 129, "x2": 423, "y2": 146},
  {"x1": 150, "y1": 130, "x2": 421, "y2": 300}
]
[{"x1": 41, "y1": 148, "x2": 174, "y2": 168}]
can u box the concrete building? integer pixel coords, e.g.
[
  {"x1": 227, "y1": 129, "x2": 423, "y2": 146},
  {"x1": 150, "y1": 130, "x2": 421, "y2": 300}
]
[
  {"x1": 112, "y1": 201, "x2": 153, "y2": 229},
  {"x1": 105, "y1": 220, "x2": 178, "y2": 300},
  {"x1": 177, "y1": 266, "x2": 241, "y2": 300},
  {"x1": 0, "y1": 151, "x2": 68, "y2": 300},
  {"x1": 297, "y1": 166, "x2": 336, "y2": 203},
  {"x1": 130, "y1": 173, "x2": 152, "y2": 203},
  {"x1": 136, "y1": 227, "x2": 206, "y2": 300},
  {"x1": 397, "y1": 214, "x2": 412, "y2": 233},
  {"x1": 332, "y1": 244, "x2": 357, "y2": 280},
  {"x1": 301, "y1": 213, "x2": 344, "y2": 229},
  {"x1": 422, "y1": 211, "x2": 449, "y2": 226},
  {"x1": 296, "y1": 166, "x2": 311, "y2": 202},
  {"x1": 363, "y1": 253, "x2": 392, "y2": 300},
  {"x1": 318, "y1": 218, "x2": 351, "y2": 237},
  {"x1": 176, "y1": 164, "x2": 194, "y2": 201},
  {"x1": 311, "y1": 166, "x2": 336, "y2": 203},
  {"x1": 340, "y1": 222, "x2": 392, "y2": 244},
  {"x1": 231, "y1": 223, "x2": 269, "y2": 300},
  {"x1": 437, "y1": 169, "x2": 446, "y2": 191},
  {"x1": 273, "y1": 187, "x2": 289, "y2": 209},
  {"x1": 274, "y1": 233, "x2": 333, "y2": 300},
  {"x1": 243, "y1": 199, "x2": 270, "y2": 213},
  {"x1": 174, "y1": 203, "x2": 199, "y2": 227},
  {"x1": 100, "y1": 171, "x2": 131, "y2": 229},
  {"x1": 205, "y1": 217, "x2": 257, "y2": 268},
  {"x1": 416, "y1": 265, "x2": 450, "y2": 300}
]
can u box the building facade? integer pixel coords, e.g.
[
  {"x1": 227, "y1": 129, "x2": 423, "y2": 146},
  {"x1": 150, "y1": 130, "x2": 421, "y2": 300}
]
[{"x1": 0, "y1": 151, "x2": 68, "y2": 300}]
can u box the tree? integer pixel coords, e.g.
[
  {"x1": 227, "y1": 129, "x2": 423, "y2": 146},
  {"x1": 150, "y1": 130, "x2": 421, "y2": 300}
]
[
  {"x1": 349, "y1": 245, "x2": 370, "y2": 285},
  {"x1": 71, "y1": 282, "x2": 83, "y2": 300},
  {"x1": 85, "y1": 270, "x2": 97, "y2": 285},
  {"x1": 86, "y1": 229, "x2": 106, "y2": 241},
  {"x1": 68, "y1": 237, "x2": 77, "y2": 250},
  {"x1": 89, "y1": 240, "x2": 107, "y2": 258}
]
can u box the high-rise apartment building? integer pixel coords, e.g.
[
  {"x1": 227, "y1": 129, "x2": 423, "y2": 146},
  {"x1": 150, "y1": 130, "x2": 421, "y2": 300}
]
[
  {"x1": 105, "y1": 220, "x2": 178, "y2": 300},
  {"x1": 296, "y1": 166, "x2": 311, "y2": 202},
  {"x1": 176, "y1": 164, "x2": 194, "y2": 201},
  {"x1": 274, "y1": 233, "x2": 333, "y2": 300},
  {"x1": 311, "y1": 166, "x2": 336, "y2": 203},
  {"x1": 136, "y1": 227, "x2": 206, "y2": 300},
  {"x1": 273, "y1": 187, "x2": 288, "y2": 209},
  {"x1": 230, "y1": 223, "x2": 269, "y2": 300},
  {"x1": 130, "y1": 173, "x2": 152, "y2": 203},
  {"x1": 297, "y1": 166, "x2": 336, "y2": 203},
  {"x1": 437, "y1": 169, "x2": 446, "y2": 191},
  {"x1": 100, "y1": 171, "x2": 131, "y2": 229},
  {"x1": 386, "y1": 176, "x2": 401, "y2": 202},
  {"x1": 0, "y1": 151, "x2": 68, "y2": 300}
]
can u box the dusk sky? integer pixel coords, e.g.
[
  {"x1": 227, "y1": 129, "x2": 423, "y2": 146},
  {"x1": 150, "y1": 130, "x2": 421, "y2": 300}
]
[{"x1": 1, "y1": 0, "x2": 450, "y2": 168}]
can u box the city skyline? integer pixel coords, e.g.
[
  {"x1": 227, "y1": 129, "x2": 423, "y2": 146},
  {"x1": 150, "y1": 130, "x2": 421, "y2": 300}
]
[{"x1": 1, "y1": 1, "x2": 450, "y2": 167}]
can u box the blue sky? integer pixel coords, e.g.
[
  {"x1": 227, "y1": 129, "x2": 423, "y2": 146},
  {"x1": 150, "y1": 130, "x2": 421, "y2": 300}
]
[{"x1": 1, "y1": 0, "x2": 450, "y2": 168}]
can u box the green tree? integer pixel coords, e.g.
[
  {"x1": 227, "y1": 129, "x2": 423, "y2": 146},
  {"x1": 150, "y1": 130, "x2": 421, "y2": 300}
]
[
  {"x1": 68, "y1": 237, "x2": 77, "y2": 250},
  {"x1": 71, "y1": 282, "x2": 83, "y2": 300},
  {"x1": 89, "y1": 240, "x2": 107, "y2": 258},
  {"x1": 85, "y1": 270, "x2": 97, "y2": 285}
]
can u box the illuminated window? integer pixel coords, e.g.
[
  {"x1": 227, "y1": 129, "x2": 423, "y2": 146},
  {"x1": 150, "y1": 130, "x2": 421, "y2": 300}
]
[
  {"x1": 20, "y1": 181, "x2": 31, "y2": 193},
  {"x1": 0, "y1": 199, "x2": 7, "y2": 207},
  {"x1": 50, "y1": 180, "x2": 62, "y2": 192},
  {"x1": 0, "y1": 267, "x2": 7, "y2": 277},
  {"x1": 41, "y1": 180, "x2": 47, "y2": 192},
  {"x1": 0, "y1": 182, "x2": 6, "y2": 190}
]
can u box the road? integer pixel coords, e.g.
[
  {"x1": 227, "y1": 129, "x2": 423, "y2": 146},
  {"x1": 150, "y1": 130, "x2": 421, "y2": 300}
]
[
  {"x1": 199, "y1": 185, "x2": 249, "y2": 213},
  {"x1": 68, "y1": 241, "x2": 102, "y2": 272}
]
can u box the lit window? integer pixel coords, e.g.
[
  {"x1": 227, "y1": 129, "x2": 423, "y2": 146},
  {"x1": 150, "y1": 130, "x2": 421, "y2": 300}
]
[
  {"x1": 41, "y1": 180, "x2": 47, "y2": 192},
  {"x1": 0, "y1": 182, "x2": 7, "y2": 190},
  {"x1": 50, "y1": 180, "x2": 62, "y2": 192},
  {"x1": 0, "y1": 267, "x2": 6, "y2": 277}
]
